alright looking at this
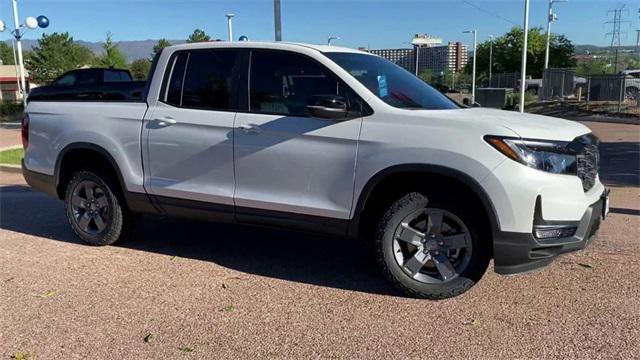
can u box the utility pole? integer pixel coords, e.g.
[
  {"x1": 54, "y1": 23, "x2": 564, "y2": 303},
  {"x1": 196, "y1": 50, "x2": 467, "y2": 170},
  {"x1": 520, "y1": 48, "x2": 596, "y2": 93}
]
[
  {"x1": 274, "y1": 0, "x2": 282, "y2": 41},
  {"x1": 519, "y1": 0, "x2": 530, "y2": 113},
  {"x1": 463, "y1": 30, "x2": 477, "y2": 105},
  {"x1": 489, "y1": 35, "x2": 493, "y2": 85},
  {"x1": 225, "y1": 13, "x2": 234, "y2": 42},
  {"x1": 544, "y1": 0, "x2": 567, "y2": 70}
]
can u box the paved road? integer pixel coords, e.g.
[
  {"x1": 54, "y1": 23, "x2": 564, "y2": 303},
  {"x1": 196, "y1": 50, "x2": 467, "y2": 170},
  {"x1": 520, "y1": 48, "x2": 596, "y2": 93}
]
[{"x1": 1, "y1": 121, "x2": 638, "y2": 359}]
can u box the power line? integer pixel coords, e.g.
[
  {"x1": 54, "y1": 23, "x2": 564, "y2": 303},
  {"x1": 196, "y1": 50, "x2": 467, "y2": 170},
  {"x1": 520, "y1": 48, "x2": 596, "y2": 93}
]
[
  {"x1": 604, "y1": 5, "x2": 630, "y2": 73},
  {"x1": 461, "y1": 0, "x2": 518, "y2": 26}
]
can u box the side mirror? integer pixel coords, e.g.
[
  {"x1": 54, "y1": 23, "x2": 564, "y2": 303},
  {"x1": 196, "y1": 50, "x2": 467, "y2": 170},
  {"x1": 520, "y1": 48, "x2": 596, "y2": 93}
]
[{"x1": 307, "y1": 95, "x2": 350, "y2": 120}]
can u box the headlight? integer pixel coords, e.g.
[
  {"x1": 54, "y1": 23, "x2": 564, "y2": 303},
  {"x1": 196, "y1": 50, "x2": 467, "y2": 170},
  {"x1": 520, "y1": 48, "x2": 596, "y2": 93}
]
[{"x1": 484, "y1": 135, "x2": 577, "y2": 174}]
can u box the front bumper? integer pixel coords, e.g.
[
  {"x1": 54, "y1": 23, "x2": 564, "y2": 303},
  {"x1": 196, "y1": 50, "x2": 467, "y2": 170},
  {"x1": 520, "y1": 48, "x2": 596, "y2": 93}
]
[{"x1": 493, "y1": 189, "x2": 608, "y2": 275}]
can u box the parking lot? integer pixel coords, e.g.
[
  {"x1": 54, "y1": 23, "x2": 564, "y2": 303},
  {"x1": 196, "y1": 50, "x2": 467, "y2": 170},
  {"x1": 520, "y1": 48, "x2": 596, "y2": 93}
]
[{"x1": 1, "y1": 120, "x2": 638, "y2": 359}]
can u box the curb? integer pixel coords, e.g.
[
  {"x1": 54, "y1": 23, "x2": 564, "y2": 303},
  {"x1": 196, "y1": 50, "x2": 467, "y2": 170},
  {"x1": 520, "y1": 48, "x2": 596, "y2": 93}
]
[
  {"x1": 0, "y1": 164, "x2": 22, "y2": 173},
  {"x1": 0, "y1": 145, "x2": 22, "y2": 152}
]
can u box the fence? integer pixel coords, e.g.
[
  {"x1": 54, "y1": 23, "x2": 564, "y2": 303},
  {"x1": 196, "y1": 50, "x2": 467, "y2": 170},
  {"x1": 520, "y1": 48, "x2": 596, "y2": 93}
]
[
  {"x1": 540, "y1": 69, "x2": 639, "y2": 116},
  {"x1": 487, "y1": 73, "x2": 519, "y2": 89},
  {"x1": 542, "y1": 69, "x2": 575, "y2": 100}
]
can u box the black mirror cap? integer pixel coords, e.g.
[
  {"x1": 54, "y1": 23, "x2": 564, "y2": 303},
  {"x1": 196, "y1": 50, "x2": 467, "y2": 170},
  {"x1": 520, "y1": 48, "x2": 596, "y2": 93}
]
[{"x1": 307, "y1": 95, "x2": 350, "y2": 120}]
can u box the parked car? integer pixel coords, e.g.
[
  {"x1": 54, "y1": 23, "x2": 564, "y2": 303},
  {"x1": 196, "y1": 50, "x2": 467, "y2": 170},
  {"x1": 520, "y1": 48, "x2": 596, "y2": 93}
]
[
  {"x1": 27, "y1": 68, "x2": 146, "y2": 102},
  {"x1": 22, "y1": 42, "x2": 609, "y2": 299},
  {"x1": 621, "y1": 69, "x2": 640, "y2": 100}
]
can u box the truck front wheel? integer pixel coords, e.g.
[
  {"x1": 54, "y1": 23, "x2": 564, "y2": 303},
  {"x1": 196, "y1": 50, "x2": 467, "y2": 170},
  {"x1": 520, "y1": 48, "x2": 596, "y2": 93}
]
[
  {"x1": 375, "y1": 192, "x2": 490, "y2": 299},
  {"x1": 64, "y1": 170, "x2": 133, "y2": 246}
]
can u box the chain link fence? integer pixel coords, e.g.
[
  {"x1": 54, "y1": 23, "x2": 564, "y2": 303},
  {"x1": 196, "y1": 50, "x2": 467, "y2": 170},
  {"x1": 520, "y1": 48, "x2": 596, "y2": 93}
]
[{"x1": 541, "y1": 69, "x2": 640, "y2": 116}]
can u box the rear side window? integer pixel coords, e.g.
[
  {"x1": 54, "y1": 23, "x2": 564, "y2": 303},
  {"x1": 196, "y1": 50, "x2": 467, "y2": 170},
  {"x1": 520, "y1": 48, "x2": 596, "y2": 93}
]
[
  {"x1": 55, "y1": 73, "x2": 77, "y2": 86},
  {"x1": 249, "y1": 51, "x2": 355, "y2": 116},
  {"x1": 165, "y1": 52, "x2": 189, "y2": 106},
  {"x1": 162, "y1": 50, "x2": 239, "y2": 110},
  {"x1": 181, "y1": 50, "x2": 239, "y2": 110},
  {"x1": 75, "y1": 71, "x2": 99, "y2": 86},
  {"x1": 104, "y1": 70, "x2": 132, "y2": 82}
]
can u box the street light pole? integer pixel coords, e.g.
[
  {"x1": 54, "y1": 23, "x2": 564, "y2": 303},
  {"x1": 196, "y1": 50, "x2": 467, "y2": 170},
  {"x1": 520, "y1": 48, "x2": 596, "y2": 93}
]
[
  {"x1": 11, "y1": 0, "x2": 27, "y2": 107},
  {"x1": 225, "y1": 14, "x2": 234, "y2": 42},
  {"x1": 327, "y1": 36, "x2": 339, "y2": 45},
  {"x1": 463, "y1": 30, "x2": 477, "y2": 104},
  {"x1": 274, "y1": 0, "x2": 282, "y2": 41},
  {"x1": 519, "y1": 0, "x2": 531, "y2": 113},
  {"x1": 414, "y1": 45, "x2": 420, "y2": 76},
  {"x1": 489, "y1": 35, "x2": 494, "y2": 85},
  {"x1": 544, "y1": 0, "x2": 567, "y2": 70}
]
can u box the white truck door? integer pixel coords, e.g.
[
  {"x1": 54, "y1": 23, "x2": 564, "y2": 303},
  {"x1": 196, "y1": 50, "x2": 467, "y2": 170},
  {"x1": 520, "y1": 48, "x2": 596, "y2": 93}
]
[
  {"x1": 143, "y1": 49, "x2": 241, "y2": 207},
  {"x1": 233, "y1": 50, "x2": 364, "y2": 220}
]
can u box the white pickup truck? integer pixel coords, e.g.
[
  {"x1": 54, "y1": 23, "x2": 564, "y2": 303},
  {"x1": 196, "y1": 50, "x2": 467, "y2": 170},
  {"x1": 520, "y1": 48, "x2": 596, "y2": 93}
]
[{"x1": 22, "y1": 41, "x2": 608, "y2": 299}]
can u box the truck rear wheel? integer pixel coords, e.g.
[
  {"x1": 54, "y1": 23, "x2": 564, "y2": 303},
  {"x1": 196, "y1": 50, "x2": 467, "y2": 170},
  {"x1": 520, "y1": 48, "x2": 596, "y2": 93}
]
[
  {"x1": 64, "y1": 170, "x2": 133, "y2": 246},
  {"x1": 374, "y1": 192, "x2": 490, "y2": 299}
]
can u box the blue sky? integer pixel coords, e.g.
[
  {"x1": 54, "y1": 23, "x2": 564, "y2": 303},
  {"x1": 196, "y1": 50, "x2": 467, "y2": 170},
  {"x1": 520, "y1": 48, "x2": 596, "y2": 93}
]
[{"x1": 2, "y1": 0, "x2": 639, "y2": 48}]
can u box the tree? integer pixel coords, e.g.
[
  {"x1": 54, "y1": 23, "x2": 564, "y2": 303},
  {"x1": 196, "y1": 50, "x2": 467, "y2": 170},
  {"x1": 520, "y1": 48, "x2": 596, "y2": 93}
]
[
  {"x1": 25, "y1": 32, "x2": 94, "y2": 84},
  {"x1": 187, "y1": 29, "x2": 211, "y2": 43},
  {"x1": 130, "y1": 58, "x2": 151, "y2": 80},
  {"x1": 152, "y1": 38, "x2": 171, "y2": 59},
  {"x1": 0, "y1": 42, "x2": 15, "y2": 65},
  {"x1": 465, "y1": 27, "x2": 576, "y2": 79},
  {"x1": 98, "y1": 32, "x2": 127, "y2": 68}
]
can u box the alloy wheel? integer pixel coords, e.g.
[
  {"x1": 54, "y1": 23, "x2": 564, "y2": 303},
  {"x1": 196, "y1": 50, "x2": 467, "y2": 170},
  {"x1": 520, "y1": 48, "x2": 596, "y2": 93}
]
[{"x1": 392, "y1": 208, "x2": 473, "y2": 284}]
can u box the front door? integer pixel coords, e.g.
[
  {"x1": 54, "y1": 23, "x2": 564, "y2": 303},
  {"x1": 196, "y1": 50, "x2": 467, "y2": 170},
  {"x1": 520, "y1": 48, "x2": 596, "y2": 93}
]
[
  {"x1": 143, "y1": 49, "x2": 241, "y2": 208},
  {"x1": 233, "y1": 50, "x2": 364, "y2": 221}
]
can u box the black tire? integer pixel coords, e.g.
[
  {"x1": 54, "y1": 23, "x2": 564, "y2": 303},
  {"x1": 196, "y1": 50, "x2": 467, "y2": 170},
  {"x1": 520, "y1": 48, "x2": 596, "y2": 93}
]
[
  {"x1": 64, "y1": 169, "x2": 133, "y2": 246},
  {"x1": 374, "y1": 192, "x2": 490, "y2": 299}
]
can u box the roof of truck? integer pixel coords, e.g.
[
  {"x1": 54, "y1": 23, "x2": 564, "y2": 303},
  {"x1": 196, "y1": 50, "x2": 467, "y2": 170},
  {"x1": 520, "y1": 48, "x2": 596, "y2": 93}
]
[{"x1": 165, "y1": 41, "x2": 370, "y2": 55}]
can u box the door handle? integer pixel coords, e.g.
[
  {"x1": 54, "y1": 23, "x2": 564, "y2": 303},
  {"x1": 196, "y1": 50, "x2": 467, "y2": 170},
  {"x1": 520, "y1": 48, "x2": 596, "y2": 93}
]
[
  {"x1": 153, "y1": 117, "x2": 177, "y2": 127},
  {"x1": 237, "y1": 123, "x2": 262, "y2": 134}
]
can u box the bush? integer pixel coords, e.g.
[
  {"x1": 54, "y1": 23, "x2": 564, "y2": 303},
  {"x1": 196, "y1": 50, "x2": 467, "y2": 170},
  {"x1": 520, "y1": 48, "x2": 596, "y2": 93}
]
[
  {"x1": 504, "y1": 91, "x2": 537, "y2": 110},
  {"x1": 0, "y1": 101, "x2": 24, "y2": 122}
]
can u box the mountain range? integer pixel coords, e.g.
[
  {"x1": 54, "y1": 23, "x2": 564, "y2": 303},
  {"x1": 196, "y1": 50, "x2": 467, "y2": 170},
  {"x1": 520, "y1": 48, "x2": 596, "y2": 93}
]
[{"x1": 3, "y1": 39, "x2": 637, "y2": 62}]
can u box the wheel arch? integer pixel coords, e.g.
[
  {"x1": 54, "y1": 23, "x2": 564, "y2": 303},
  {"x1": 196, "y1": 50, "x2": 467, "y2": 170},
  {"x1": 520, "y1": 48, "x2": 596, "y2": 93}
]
[
  {"x1": 349, "y1": 164, "x2": 500, "y2": 241},
  {"x1": 54, "y1": 142, "x2": 128, "y2": 201}
]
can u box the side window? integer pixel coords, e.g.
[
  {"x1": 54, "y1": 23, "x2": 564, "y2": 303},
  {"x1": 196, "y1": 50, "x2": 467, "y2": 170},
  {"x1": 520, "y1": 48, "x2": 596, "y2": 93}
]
[
  {"x1": 181, "y1": 50, "x2": 239, "y2": 110},
  {"x1": 75, "y1": 71, "x2": 99, "y2": 87},
  {"x1": 55, "y1": 73, "x2": 77, "y2": 86},
  {"x1": 104, "y1": 70, "x2": 132, "y2": 82},
  {"x1": 165, "y1": 52, "x2": 189, "y2": 106},
  {"x1": 250, "y1": 51, "x2": 347, "y2": 116}
]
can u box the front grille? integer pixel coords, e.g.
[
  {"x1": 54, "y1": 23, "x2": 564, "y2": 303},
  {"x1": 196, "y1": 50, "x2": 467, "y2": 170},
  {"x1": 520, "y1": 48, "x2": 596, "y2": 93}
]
[{"x1": 575, "y1": 135, "x2": 599, "y2": 192}]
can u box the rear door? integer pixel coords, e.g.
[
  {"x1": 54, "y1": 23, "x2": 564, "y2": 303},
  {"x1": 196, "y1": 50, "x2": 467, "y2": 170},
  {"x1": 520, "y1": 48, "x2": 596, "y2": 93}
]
[
  {"x1": 233, "y1": 50, "x2": 365, "y2": 220},
  {"x1": 142, "y1": 49, "x2": 242, "y2": 209}
]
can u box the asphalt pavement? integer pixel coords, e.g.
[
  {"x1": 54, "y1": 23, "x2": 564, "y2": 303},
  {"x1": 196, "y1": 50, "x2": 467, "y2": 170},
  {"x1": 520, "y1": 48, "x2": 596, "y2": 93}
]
[{"x1": 0, "y1": 121, "x2": 638, "y2": 359}]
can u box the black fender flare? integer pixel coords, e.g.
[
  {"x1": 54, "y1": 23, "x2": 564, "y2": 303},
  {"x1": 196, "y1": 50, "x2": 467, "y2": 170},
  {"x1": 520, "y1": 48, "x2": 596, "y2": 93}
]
[{"x1": 348, "y1": 164, "x2": 501, "y2": 239}]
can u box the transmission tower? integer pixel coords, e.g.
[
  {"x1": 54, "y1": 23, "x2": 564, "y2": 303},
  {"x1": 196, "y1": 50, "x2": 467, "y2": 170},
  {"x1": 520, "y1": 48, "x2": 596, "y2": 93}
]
[{"x1": 605, "y1": 5, "x2": 630, "y2": 72}]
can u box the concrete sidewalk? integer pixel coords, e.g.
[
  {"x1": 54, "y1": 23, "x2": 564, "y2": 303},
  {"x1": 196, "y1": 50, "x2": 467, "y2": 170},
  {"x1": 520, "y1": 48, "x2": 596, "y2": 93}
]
[{"x1": 0, "y1": 128, "x2": 21, "y2": 149}]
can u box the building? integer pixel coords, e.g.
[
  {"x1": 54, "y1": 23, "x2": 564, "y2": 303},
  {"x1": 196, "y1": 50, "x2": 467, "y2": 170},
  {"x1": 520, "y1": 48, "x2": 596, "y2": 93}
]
[
  {"x1": 368, "y1": 42, "x2": 468, "y2": 75},
  {"x1": 0, "y1": 65, "x2": 32, "y2": 102}
]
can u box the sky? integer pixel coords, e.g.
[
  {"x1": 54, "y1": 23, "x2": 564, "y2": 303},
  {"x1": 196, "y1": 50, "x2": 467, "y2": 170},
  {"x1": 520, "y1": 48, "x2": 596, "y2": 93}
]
[{"x1": 1, "y1": 0, "x2": 639, "y2": 49}]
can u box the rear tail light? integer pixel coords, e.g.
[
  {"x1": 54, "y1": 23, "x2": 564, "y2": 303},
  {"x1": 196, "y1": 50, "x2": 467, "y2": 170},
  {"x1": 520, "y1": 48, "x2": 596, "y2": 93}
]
[{"x1": 21, "y1": 113, "x2": 29, "y2": 150}]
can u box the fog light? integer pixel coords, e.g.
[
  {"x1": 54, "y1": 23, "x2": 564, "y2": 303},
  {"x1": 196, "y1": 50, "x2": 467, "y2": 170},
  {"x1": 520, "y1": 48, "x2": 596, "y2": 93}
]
[{"x1": 534, "y1": 226, "x2": 577, "y2": 239}]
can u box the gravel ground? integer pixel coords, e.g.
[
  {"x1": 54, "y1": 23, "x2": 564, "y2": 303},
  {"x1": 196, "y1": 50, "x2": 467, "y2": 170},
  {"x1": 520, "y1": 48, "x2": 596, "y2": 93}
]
[{"x1": 0, "y1": 121, "x2": 638, "y2": 359}]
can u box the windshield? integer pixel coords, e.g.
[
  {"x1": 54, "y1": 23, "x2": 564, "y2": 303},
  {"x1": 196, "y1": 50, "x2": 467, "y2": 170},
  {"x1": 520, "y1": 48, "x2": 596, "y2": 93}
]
[{"x1": 325, "y1": 52, "x2": 459, "y2": 110}]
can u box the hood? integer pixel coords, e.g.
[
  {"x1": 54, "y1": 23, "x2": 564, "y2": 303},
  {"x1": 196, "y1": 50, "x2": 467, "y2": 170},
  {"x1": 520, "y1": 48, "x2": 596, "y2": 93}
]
[{"x1": 426, "y1": 108, "x2": 592, "y2": 141}]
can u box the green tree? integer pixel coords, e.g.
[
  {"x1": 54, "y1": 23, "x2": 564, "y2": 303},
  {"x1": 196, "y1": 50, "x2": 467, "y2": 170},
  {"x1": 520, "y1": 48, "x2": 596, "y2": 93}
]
[
  {"x1": 25, "y1": 32, "x2": 94, "y2": 84},
  {"x1": 187, "y1": 29, "x2": 211, "y2": 43},
  {"x1": 466, "y1": 27, "x2": 576, "y2": 79},
  {"x1": 130, "y1": 58, "x2": 151, "y2": 80},
  {"x1": 0, "y1": 42, "x2": 15, "y2": 65},
  {"x1": 98, "y1": 32, "x2": 127, "y2": 68},
  {"x1": 152, "y1": 38, "x2": 171, "y2": 59}
]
